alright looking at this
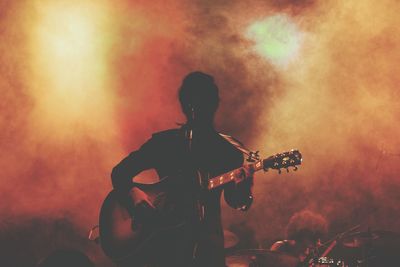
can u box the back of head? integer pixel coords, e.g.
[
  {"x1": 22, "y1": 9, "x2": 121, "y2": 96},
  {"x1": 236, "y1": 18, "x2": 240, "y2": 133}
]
[
  {"x1": 178, "y1": 71, "x2": 220, "y2": 123},
  {"x1": 286, "y1": 210, "x2": 328, "y2": 243}
]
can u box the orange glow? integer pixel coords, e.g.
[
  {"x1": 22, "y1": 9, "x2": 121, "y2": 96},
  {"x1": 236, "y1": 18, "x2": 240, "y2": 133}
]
[
  {"x1": 28, "y1": 0, "x2": 117, "y2": 141},
  {"x1": 1, "y1": 0, "x2": 400, "y2": 266}
]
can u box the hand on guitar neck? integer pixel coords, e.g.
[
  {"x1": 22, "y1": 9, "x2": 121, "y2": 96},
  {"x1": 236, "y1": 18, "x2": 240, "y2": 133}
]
[{"x1": 236, "y1": 165, "x2": 255, "y2": 185}]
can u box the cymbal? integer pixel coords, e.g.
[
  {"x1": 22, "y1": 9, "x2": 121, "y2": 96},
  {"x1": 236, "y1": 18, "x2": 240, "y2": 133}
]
[
  {"x1": 341, "y1": 230, "x2": 400, "y2": 248},
  {"x1": 335, "y1": 230, "x2": 400, "y2": 266},
  {"x1": 224, "y1": 229, "x2": 239, "y2": 249},
  {"x1": 227, "y1": 249, "x2": 299, "y2": 267}
]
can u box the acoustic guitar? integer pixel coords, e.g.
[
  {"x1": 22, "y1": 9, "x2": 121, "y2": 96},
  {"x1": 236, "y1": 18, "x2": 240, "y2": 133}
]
[{"x1": 99, "y1": 149, "x2": 302, "y2": 265}]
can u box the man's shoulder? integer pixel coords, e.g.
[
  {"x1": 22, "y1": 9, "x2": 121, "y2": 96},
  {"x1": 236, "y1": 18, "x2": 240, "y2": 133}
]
[
  {"x1": 139, "y1": 128, "x2": 181, "y2": 151},
  {"x1": 151, "y1": 128, "x2": 181, "y2": 140}
]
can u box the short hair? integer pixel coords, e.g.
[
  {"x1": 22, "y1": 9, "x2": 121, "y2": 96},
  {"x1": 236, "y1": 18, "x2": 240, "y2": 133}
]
[
  {"x1": 285, "y1": 210, "x2": 328, "y2": 242},
  {"x1": 178, "y1": 71, "x2": 220, "y2": 118}
]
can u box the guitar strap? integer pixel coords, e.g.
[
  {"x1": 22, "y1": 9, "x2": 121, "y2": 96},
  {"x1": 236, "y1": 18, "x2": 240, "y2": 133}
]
[{"x1": 218, "y1": 133, "x2": 259, "y2": 162}]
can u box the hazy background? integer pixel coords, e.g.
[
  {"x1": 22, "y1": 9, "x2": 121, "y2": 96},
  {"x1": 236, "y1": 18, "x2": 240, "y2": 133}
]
[{"x1": 1, "y1": 0, "x2": 399, "y2": 266}]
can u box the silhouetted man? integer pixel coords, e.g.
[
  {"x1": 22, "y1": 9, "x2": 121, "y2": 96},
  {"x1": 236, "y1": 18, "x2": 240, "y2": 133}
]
[{"x1": 111, "y1": 72, "x2": 254, "y2": 267}]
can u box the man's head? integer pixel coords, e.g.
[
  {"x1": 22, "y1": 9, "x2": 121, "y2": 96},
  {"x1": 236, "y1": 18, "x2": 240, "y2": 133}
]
[{"x1": 178, "y1": 71, "x2": 220, "y2": 125}]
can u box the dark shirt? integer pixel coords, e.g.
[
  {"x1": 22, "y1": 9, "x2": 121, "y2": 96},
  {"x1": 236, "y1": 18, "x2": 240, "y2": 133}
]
[{"x1": 111, "y1": 126, "x2": 253, "y2": 267}]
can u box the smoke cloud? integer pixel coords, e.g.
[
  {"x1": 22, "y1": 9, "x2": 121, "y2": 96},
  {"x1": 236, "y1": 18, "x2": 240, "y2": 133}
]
[{"x1": 1, "y1": 0, "x2": 399, "y2": 266}]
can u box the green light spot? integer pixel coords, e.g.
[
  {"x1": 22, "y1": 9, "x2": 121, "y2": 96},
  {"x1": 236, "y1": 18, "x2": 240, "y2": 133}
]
[{"x1": 246, "y1": 14, "x2": 302, "y2": 67}]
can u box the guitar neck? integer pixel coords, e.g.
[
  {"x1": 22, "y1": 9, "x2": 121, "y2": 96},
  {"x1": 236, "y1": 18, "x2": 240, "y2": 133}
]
[
  {"x1": 207, "y1": 159, "x2": 264, "y2": 190},
  {"x1": 206, "y1": 149, "x2": 302, "y2": 190}
]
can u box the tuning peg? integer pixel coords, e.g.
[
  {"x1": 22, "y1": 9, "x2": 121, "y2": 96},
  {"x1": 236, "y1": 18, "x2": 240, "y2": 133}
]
[
  {"x1": 278, "y1": 169, "x2": 281, "y2": 174},
  {"x1": 286, "y1": 168, "x2": 289, "y2": 173},
  {"x1": 293, "y1": 166, "x2": 298, "y2": 171}
]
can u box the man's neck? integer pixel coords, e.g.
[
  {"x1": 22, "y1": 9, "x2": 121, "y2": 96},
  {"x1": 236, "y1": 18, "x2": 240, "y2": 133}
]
[
  {"x1": 184, "y1": 121, "x2": 216, "y2": 135},
  {"x1": 188, "y1": 121, "x2": 214, "y2": 129}
]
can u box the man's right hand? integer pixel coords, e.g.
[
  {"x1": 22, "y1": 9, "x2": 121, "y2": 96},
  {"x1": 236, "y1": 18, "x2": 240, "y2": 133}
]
[
  {"x1": 129, "y1": 187, "x2": 155, "y2": 209},
  {"x1": 129, "y1": 187, "x2": 156, "y2": 228}
]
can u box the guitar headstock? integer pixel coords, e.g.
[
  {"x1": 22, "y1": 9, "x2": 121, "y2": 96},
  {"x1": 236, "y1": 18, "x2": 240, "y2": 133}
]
[{"x1": 263, "y1": 149, "x2": 302, "y2": 173}]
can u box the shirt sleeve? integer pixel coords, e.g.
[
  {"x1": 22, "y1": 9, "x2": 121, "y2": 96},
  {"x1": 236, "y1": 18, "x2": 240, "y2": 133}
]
[{"x1": 111, "y1": 137, "x2": 157, "y2": 194}]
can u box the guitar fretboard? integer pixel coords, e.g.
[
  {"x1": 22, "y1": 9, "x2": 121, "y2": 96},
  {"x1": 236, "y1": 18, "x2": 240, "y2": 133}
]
[
  {"x1": 207, "y1": 160, "x2": 264, "y2": 190},
  {"x1": 206, "y1": 149, "x2": 302, "y2": 190}
]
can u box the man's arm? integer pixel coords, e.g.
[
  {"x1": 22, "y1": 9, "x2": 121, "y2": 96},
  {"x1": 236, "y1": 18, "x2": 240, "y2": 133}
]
[
  {"x1": 219, "y1": 133, "x2": 254, "y2": 210},
  {"x1": 111, "y1": 137, "x2": 159, "y2": 218},
  {"x1": 111, "y1": 138, "x2": 156, "y2": 194},
  {"x1": 224, "y1": 165, "x2": 254, "y2": 211}
]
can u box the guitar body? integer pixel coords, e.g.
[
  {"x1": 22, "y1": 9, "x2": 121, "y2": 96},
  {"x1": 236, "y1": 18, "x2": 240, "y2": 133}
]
[{"x1": 99, "y1": 177, "x2": 188, "y2": 266}]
